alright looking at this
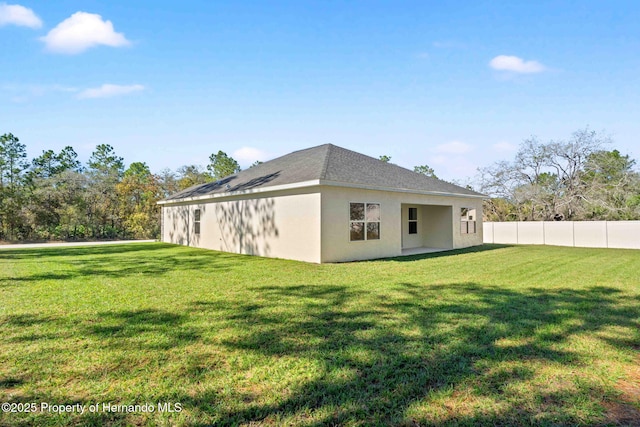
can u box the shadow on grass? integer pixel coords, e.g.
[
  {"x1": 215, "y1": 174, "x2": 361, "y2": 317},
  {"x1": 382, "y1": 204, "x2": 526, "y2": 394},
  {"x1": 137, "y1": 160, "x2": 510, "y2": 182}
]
[
  {"x1": 186, "y1": 282, "x2": 640, "y2": 426},
  {"x1": 2, "y1": 273, "x2": 639, "y2": 425},
  {"x1": 0, "y1": 243, "x2": 164, "y2": 259},
  {"x1": 87, "y1": 309, "x2": 200, "y2": 350},
  {"x1": 0, "y1": 243, "x2": 268, "y2": 284}
]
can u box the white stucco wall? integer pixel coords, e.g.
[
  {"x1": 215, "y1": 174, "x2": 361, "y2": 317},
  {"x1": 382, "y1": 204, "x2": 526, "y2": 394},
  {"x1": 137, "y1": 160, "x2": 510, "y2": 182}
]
[
  {"x1": 421, "y1": 205, "x2": 454, "y2": 249},
  {"x1": 319, "y1": 186, "x2": 483, "y2": 262},
  {"x1": 401, "y1": 204, "x2": 423, "y2": 249},
  {"x1": 162, "y1": 189, "x2": 322, "y2": 263},
  {"x1": 162, "y1": 185, "x2": 483, "y2": 263}
]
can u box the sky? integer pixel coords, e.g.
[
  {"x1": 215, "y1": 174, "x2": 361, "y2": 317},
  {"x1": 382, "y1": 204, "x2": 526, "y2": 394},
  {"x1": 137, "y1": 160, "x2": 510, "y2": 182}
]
[{"x1": 2, "y1": 1, "x2": 639, "y2": 183}]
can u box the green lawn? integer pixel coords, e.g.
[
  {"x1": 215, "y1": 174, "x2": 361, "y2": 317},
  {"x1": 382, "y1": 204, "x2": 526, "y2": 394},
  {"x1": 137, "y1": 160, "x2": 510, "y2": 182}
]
[{"x1": 1, "y1": 243, "x2": 639, "y2": 426}]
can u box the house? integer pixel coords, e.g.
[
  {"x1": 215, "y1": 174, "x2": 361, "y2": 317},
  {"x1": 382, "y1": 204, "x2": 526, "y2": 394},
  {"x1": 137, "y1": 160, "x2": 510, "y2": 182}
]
[{"x1": 158, "y1": 144, "x2": 485, "y2": 263}]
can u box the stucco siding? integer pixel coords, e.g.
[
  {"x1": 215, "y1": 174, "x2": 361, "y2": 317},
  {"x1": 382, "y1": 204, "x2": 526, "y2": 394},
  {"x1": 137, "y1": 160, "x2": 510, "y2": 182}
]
[
  {"x1": 162, "y1": 190, "x2": 321, "y2": 263},
  {"x1": 164, "y1": 185, "x2": 482, "y2": 263},
  {"x1": 320, "y1": 187, "x2": 402, "y2": 262},
  {"x1": 401, "y1": 204, "x2": 423, "y2": 249},
  {"x1": 319, "y1": 186, "x2": 483, "y2": 262},
  {"x1": 421, "y1": 205, "x2": 454, "y2": 249}
]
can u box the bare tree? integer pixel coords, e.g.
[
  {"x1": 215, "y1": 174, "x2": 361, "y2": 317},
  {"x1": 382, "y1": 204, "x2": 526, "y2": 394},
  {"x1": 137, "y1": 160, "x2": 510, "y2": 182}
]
[{"x1": 478, "y1": 128, "x2": 640, "y2": 221}]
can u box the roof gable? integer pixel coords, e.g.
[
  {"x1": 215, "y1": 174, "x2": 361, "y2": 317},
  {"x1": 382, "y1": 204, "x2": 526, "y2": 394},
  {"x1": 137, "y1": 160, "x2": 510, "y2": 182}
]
[{"x1": 163, "y1": 144, "x2": 483, "y2": 201}]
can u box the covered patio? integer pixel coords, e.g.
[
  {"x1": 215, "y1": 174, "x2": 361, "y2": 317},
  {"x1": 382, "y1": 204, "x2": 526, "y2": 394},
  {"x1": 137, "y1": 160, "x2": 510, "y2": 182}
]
[{"x1": 400, "y1": 203, "x2": 454, "y2": 255}]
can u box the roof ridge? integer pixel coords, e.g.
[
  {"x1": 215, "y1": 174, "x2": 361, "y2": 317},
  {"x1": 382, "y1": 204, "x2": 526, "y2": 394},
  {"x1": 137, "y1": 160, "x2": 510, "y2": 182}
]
[
  {"x1": 284, "y1": 143, "x2": 331, "y2": 157},
  {"x1": 161, "y1": 143, "x2": 485, "y2": 202},
  {"x1": 319, "y1": 144, "x2": 333, "y2": 179}
]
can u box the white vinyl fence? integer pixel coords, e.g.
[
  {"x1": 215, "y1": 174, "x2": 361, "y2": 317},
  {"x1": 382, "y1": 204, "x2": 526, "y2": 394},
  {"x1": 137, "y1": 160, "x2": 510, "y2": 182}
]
[{"x1": 483, "y1": 221, "x2": 640, "y2": 250}]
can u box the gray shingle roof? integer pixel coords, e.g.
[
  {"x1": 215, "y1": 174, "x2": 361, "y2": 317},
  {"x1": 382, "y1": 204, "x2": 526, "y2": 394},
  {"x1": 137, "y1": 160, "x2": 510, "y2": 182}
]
[{"x1": 163, "y1": 144, "x2": 483, "y2": 201}]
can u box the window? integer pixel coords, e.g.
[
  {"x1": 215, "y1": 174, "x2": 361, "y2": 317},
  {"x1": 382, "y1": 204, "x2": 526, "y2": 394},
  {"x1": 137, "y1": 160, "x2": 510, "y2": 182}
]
[
  {"x1": 408, "y1": 207, "x2": 418, "y2": 234},
  {"x1": 460, "y1": 208, "x2": 476, "y2": 234},
  {"x1": 194, "y1": 209, "x2": 201, "y2": 235},
  {"x1": 350, "y1": 202, "x2": 380, "y2": 241}
]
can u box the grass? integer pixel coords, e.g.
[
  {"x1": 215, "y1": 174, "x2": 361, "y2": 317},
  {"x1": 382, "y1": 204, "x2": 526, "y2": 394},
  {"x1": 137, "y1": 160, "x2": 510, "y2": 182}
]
[{"x1": 1, "y1": 243, "x2": 639, "y2": 426}]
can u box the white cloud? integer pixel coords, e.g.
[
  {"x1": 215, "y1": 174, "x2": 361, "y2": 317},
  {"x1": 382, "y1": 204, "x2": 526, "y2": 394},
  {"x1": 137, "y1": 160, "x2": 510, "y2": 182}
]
[
  {"x1": 77, "y1": 84, "x2": 143, "y2": 99},
  {"x1": 233, "y1": 147, "x2": 269, "y2": 164},
  {"x1": 433, "y1": 140, "x2": 472, "y2": 155},
  {"x1": 41, "y1": 11, "x2": 130, "y2": 54},
  {"x1": 0, "y1": 3, "x2": 41, "y2": 28},
  {"x1": 489, "y1": 55, "x2": 546, "y2": 73},
  {"x1": 492, "y1": 141, "x2": 517, "y2": 152}
]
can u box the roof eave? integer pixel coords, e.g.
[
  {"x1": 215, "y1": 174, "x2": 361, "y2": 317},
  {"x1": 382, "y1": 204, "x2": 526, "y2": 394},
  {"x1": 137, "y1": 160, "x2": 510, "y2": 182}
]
[
  {"x1": 157, "y1": 179, "x2": 322, "y2": 205},
  {"x1": 318, "y1": 180, "x2": 487, "y2": 199},
  {"x1": 158, "y1": 178, "x2": 486, "y2": 205}
]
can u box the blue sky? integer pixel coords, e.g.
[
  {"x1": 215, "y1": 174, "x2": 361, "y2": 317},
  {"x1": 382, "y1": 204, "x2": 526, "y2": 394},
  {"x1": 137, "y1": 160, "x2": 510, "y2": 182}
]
[{"x1": 2, "y1": 1, "x2": 639, "y2": 182}]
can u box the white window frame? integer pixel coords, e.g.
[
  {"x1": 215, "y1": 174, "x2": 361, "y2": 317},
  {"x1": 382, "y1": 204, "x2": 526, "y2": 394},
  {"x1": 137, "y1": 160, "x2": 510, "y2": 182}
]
[
  {"x1": 460, "y1": 207, "x2": 476, "y2": 234},
  {"x1": 349, "y1": 202, "x2": 381, "y2": 242},
  {"x1": 194, "y1": 208, "x2": 201, "y2": 235},
  {"x1": 408, "y1": 207, "x2": 418, "y2": 235}
]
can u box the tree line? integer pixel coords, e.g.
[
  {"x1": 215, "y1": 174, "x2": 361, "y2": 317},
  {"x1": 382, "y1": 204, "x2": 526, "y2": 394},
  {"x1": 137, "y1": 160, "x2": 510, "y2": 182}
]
[
  {"x1": 479, "y1": 128, "x2": 640, "y2": 221},
  {"x1": 0, "y1": 133, "x2": 245, "y2": 241},
  {"x1": 2, "y1": 128, "x2": 638, "y2": 241}
]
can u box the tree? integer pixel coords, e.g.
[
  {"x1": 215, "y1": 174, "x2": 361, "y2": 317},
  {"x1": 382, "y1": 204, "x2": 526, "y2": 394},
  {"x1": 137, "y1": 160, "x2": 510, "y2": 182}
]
[
  {"x1": 157, "y1": 168, "x2": 179, "y2": 197},
  {"x1": 30, "y1": 146, "x2": 82, "y2": 180},
  {"x1": 176, "y1": 165, "x2": 212, "y2": 190},
  {"x1": 584, "y1": 149, "x2": 635, "y2": 183},
  {"x1": 0, "y1": 133, "x2": 28, "y2": 190},
  {"x1": 52, "y1": 170, "x2": 89, "y2": 240},
  {"x1": 29, "y1": 150, "x2": 59, "y2": 180},
  {"x1": 581, "y1": 150, "x2": 640, "y2": 219},
  {"x1": 0, "y1": 135, "x2": 176, "y2": 241},
  {"x1": 249, "y1": 160, "x2": 263, "y2": 168},
  {"x1": 413, "y1": 164, "x2": 438, "y2": 179},
  {"x1": 58, "y1": 146, "x2": 83, "y2": 173},
  {"x1": 124, "y1": 161, "x2": 152, "y2": 180},
  {"x1": 86, "y1": 144, "x2": 126, "y2": 238},
  {"x1": 88, "y1": 144, "x2": 124, "y2": 177},
  {"x1": 379, "y1": 155, "x2": 391, "y2": 163},
  {"x1": 544, "y1": 128, "x2": 611, "y2": 218},
  {"x1": 25, "y1": 146, "x2": 84, "y2": 239},
  {"x1": 483, "y1": 198, "x2": 518, "y2": 222},
  {"x1": 207, "y1": 151, "x2": 240, "y2": 180},
  {"x1": 117, "y1": 162, "x2": 162, "y2": 238},
  {"x1": 479, "y1": 128, "x2": 639, "y2": 221},
  {"x1": 0, "y1": 133, "x2": 29, "y2": 239}
]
